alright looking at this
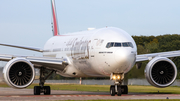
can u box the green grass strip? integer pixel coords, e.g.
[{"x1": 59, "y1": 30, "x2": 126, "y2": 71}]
[
  {"x1": 1, "y1": 83, "x2": 180, "y2": 94},
  {"x1": 58, "y1": 99, "x2": 180, "y2": 101}
]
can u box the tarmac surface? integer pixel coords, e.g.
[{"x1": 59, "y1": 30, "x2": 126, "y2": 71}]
[{"x1": 0, "y1": 87, "x2": 180, "y2": 101}]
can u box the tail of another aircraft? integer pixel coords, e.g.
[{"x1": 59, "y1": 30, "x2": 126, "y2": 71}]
[{"x1": 51, "y1": 0, "x2": 59, "y2": 36}]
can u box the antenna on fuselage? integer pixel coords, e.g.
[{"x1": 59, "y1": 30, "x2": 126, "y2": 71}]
[{"x1": 51, "y1": 0, "x2": 60, "y2": 36}]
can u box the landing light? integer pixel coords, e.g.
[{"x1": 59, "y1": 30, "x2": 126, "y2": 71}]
[
  {"x1": 117, "y1": 75, "x2": 120, "y2": 79},
  {"x1": 111, "y1": 73, "x2": 124, "y2": 81},
  {"x1": 112, "y1": 75, "x2": 121, "y2": 80},
  {"x1": 113, "y1": 76, "x2": 116, "y2": 80}
]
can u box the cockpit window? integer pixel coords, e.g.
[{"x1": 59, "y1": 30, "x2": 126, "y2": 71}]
[
  {"x1": 122, "y1": 43, "x2": 128, "y2": 47},
  {"x1": 106, "y1": 42, "x2": 133, "y2": 48},
  {"x1": 128, "y1": 42, "x2": 134, "y2": 48},
  {"x1": 106, "y1": 43, "x2": 110, "y2": 48},
  {"x1": 110, "y1": 43, "x2": 114, "y2": 47},
  {"x1": 114, "y1": 43, "x2": 121, "y2": 47},
  {"x1": 106, "y1": 42, "x2": 114, "y2": 48},
  {"x1": 122, "y1": 42, "x2": 134, "y2": 48}
]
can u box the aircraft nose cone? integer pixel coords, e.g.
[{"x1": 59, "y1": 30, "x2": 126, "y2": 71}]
[
  {"x1": 114, "y1": 49, "x2": 131, "y2": 64},
  {"x1": 113, "y1": 48, "x2": 136, "y2": 73}
]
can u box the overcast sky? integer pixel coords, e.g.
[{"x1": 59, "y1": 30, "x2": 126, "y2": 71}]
[{"x1": 0, "y1": 0, "x2": 180, "y2": 57}]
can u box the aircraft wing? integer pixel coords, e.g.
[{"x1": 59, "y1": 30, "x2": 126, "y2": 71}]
[
  {"x1": 0, "y1": 43, "x2": 43, "y2": 52},
  {"x1": 136, "y1": 50, "x2": 180, "y2": 62},
  {"x1": 0, "y1": 43, "x2": 68, "y2": 71},
  {"x1": 0, "y1": 54, "x2": 68, "y2": 71}
]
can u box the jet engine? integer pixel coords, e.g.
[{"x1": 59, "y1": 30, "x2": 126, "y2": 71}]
[
  {"x1": 3, "y1": 58, "x2": 35, "y2": 89},
  {"x1": 145, "y1": 57, "x2": 177, "y2": 88}
]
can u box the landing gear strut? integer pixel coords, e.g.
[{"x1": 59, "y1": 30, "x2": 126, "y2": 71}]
[
  {"x1": 110, "y1": 73, "x2": 128, "y2": 96},
  {"x1": 34, "y1": 67, "x2": 55, "y2": 95}
]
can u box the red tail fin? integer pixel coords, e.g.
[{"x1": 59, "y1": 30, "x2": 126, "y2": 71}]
[{"x1": 51, "y1": 0, "x2": 59, "y2": 36}]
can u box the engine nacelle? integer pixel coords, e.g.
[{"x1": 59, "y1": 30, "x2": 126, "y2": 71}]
[
  {"x1": 3, "y1": 58, "x2": 35, "y2": 89},
  {"x1": 145, "y1": 57, "x2": 177, "y2": 88}
]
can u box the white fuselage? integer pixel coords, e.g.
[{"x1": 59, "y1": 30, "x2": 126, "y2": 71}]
[{"x1": 43, "y1": 27, "x2": 137, "y2": 77}]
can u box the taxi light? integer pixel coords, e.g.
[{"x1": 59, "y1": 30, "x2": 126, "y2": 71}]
[
  {"x1": 110, "y1": 73, "x2": 123, "y2": 80},
  {"x1": 117, "y1": 75, "x2": 120, "y2": 79},
  {"x1": 113, "y1": 75, "x2": 116, "y2": 80}
]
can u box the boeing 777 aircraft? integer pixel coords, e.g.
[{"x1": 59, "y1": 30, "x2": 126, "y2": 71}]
[{"x1": 0, "y1": 0, "x2": 179, "y2": 96}]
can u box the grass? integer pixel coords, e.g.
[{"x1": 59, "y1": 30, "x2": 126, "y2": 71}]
[
  {"x1": 65, "y1": 99, "x2": 180, "y2": 101},
  {"x1": 128, "y1": 85, "x2": 180, "y2": 94},
  {"x1": 1, "y1": 83, "x2": 180, "y2": 101},
  {"x1": 27, "y1": 83, "x2": 180, "y2": 94},
  {"x1": 66, "y1": 99, "x2": 180, "y2": 101},
  {"x1": 2, "y1": 82, "x2": 180, "y2": 94},
  {"x1": 27, "y1": 83, "x2": 110, "y2": 92}
]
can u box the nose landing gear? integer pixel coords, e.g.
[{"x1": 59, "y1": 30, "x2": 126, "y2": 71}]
[
  {"x1": 110, "y1": 73, "x2": 128, "y2": 96},
  {"x1": 110, "y1": 85, "x2": 122, "y2": 96}
]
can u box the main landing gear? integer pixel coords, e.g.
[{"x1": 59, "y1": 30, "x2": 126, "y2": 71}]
[
  {"x1": 110, "y1": 73, "x2": 128, "y2": 96},
  {"x1": 34, "y1": 67, "x2": 55, "y2": 95}
]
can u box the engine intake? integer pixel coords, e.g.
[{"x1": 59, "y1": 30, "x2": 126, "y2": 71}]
[
  {"x1": 3, "y1": 58, "x2": 35, "y2": 89},
  {"x1": 145, "y1": 57, "x2": 177, "y2": 88}
]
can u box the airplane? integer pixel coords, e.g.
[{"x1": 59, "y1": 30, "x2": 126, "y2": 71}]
[{"x1": 0, "y1": 0, "x2": 179, "y2": 96}]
